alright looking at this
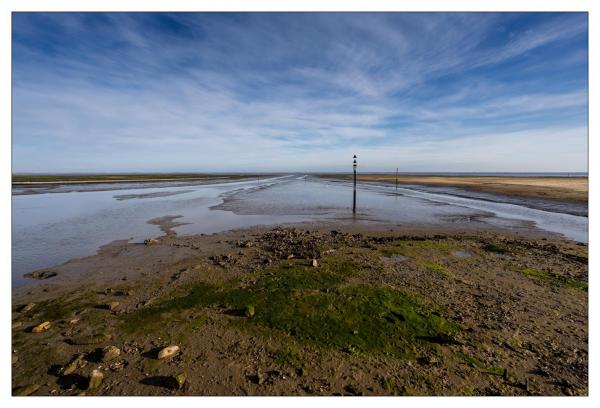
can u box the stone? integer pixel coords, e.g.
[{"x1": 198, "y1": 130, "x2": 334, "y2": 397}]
[
  {"x1": 12, "y1": 322, "x2": 22, "y2": 329},
  {"x1": 245, "y1": 304, "x2": 255, "y2": 318},
  {"x1": 101, "y1": 346, "x2": 121, "y2": 362},
  {"x1": 418, "y1": 355, "x2": 440, "y2": 366},
  {"x1": 23, "y1": 270, "x2": 57, "y2": 280},
  {"x1": 255, "y1": 369, "x2": 265, "y2": 385},
  {"x1": 144, "y1": 238, "x2": 159, "y2": 245},
  {"x1": 61, "y1": 354, "x2": 85, "y2": 376},
  {"x1": 31, "y1": 321, "x2": 51, "y2": 333},
  {"x1": 108, "y1": 359, "x2": 127, "y2": 371},
  {"x1": 157, "y1": 345, "x2": 180, "y2": 359},
  {"x1": 106, "y1": 301, "x2": 120, "y2": 311},
  {"x1": 13, "y1": 384, "x2": 40, "y2": 396},
  {"x1": 12, "y1": 355, "x2": 18, "y2": 364},
  {"x1": 88, "y1": 369, "x2": 103, "y2": 389},
  {"x1": 165, "y1": 372, "x2": 186, "y2": 390},
  {"x1": 20, "y1": 303, "x2": 36, "y2": 313},
  {"x1": 312, "y1": 259, "x2": 319, "y2": 268}
]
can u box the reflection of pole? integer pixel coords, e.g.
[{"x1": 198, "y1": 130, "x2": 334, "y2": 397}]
[
  {"x1": 353, "y1": 155, "x2": 357, "y2": 213},
  {"x1": 396, "y1": 168, "x2": 398, "y2": 191}
]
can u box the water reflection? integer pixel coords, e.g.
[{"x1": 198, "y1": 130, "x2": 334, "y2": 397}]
[{"x1": 12, "y1": 175, "x2": 587, "y2": 285}]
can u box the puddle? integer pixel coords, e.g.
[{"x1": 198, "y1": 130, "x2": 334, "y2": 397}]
[
  {"x1": 452, "y1": 250, "x2": 472, "y2": 258},
  {"x1": 381, "y1": 254, "x2": 410, "y2": 263}
]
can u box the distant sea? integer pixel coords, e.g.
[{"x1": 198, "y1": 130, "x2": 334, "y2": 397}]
[{"x1": 348, "y1": 172, "x2": 588, "y2": 177}]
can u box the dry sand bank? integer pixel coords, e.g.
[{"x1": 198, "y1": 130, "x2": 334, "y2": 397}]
[{"x1": 322, "y1": 175, "x2": 588, "y2": 203}]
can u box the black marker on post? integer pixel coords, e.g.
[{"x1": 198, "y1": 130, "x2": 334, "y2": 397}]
[{"x1": 353, "y1": 155, "x2": 357, "y2": 214}]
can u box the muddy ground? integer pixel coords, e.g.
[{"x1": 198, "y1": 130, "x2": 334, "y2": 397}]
[{"x1": 12, "y1": 225, "x2": 588, "y2": 396}]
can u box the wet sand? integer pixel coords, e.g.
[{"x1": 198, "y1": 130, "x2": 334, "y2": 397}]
[
  {"x1": 321, "y1": 175, "x2": 588, "y2": 203},
  {"x1": 12, "y1": 222, "x2": 587, "y2": 396},
  {"x1": 12, "y1": 174, "x2": 259, "y2": 185}
]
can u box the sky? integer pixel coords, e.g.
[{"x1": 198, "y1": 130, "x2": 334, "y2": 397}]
[{"x1": 12, "y1": 12, "x2": 588, "y2": 173}]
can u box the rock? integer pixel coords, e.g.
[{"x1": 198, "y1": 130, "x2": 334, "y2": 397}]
[
  {"x1": 20, "y1": 303, "x2": 36, "y2": 313},
  {"x1": 88, "y1": 369, "x2": 103, "y2": 389},
  {"x1": 12, "y1": 355, "x2": 18, "y2": 364},
  {"x1": 31, "y1": 321, "x2": 51, "y2": 333},
  {"x1": 12, "y1": 322, "x2": 22, "y2": 329},
  {"x1": 104, "y1": 301, "x2": 119, "y2": 311},
  {"x1": 255, "y1": 369, "x2": 265, "y2": 385},
  {"x1": 245, "y1": 304, "x2": 255, "y2": 318},
  {"x1": 144, "y1": 238, "x2": 159, "y2": 245},
  {"x1": 68, "y1": 318, "x2": 80, "y2": 325},
  {"x1": 61, "y1": 354, "x2": 85, "y2": 376},
  {"x1": 13, "y1": 384, "x2": 40, "y2": 396},
  {"x1": 165, "y1": 372, "x2": 186, "y2": 390},
  {"x1": 23, "y1": 270, "x2": 57, "y2": 280},
  {"x1": 108, "y1": 359, "x2": 127, "y2": 371},
  {"x1": 418, "y1": 355, "x2": 439, "y2": 366},
  {"x1": 157, "y1": 345, "x2": 180, "y2": 359},
  {"x1": 312, "y1": 259, "x2": 319, "y2": 268},
  {"x1": 287, "y1": 254, "x2": 295, "y2": 259},
  {"x1": 101, "y1": 346, "x2": 121, "y2": 362},
  {"x1": 248, "y1": 369, "x2": 266, "y2": 385}
]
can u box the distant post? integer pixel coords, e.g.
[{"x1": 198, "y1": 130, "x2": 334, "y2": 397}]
[
  {"x1": 396, "y1": 168, "x2": 398, "y2": 191},
  {"x1": 353, "y1": 155, "x2": 357, "y2": 213}
]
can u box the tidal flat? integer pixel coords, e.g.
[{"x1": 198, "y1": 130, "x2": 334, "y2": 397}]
[
  {"x1": 11, "y1": 175, "x2": 588, "y2": 395},
  {"x1": 12, "y1": 225, "x2": 587, "y2": 396}
]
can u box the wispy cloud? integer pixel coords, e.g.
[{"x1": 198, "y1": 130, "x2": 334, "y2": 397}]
[{"x1": 12, "y1": 12, "x2": 588, "y2": 172}]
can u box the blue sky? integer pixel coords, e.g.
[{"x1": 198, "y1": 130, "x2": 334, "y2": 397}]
[{"x1": 12, "y1": 12, "x2": 588, "y2": 173}]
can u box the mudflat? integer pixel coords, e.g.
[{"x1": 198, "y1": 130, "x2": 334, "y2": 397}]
[
  {"x1": 12, "y1": 174, "x2": 259, "y2": 185},
  {"x1": 12, "y1": 224, "x2": 587, "y2": 396},
  {"x1": 322, "y1": 175, "x2": 588, "y2": 203}
]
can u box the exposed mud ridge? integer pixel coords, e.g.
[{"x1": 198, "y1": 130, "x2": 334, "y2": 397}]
[{"x1": 12, "y1": 227, "x2": 587, "y2": 396}]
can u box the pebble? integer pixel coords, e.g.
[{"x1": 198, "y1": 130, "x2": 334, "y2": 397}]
[
  {"x1": 23, "y1": 270, "x2": 57, "y2": 280},
  {"x1": 157, "y1": 345, "x2": 180, "y2": 359},
  {"x1": 31, "y1": 321, "x2": 51, "y2": 333},
  {"x1": 13, "y1": 384, "x2": 40, "y2": 396},
  {"x1": 88, "y1": 369, "x2": 104, "y2": 389},
  {"x1": 106, "y1": 301, "x2": 120, "y2": 311},
  {"x1": 61, "y1": 354, "x2": 85, "y2": 376},
  {"x1": 255, "y1": 369, "x2": 265, "y2": 385},
  {"x1": 165, "y1": 372, "x2": 186, "y2": 390},
  {"x1": 245, "y1": 304, "x2": 255, "y2": 318},
  {"x1": 20, "y1": 303, "x2": 36, "y2": 313},
  {"x1": 312, "y1": 259, "x2": 319, "y2": 268},
  {"x1": 101, "y1": 346, "x2": 121, "y2": 362}
]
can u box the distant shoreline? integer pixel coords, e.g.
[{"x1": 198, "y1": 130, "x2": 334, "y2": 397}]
[{"x1": 12, "y1": 174, "x2": 260, "y2": 186}]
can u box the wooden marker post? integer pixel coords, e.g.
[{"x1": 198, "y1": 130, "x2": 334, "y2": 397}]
[{"x1": 353, "y1": 155, "x2": 357, "y2": 213}]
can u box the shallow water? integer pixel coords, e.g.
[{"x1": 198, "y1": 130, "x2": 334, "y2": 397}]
[{"x1": 12, "y1": 175, "x2": 587, "y2": 285}]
